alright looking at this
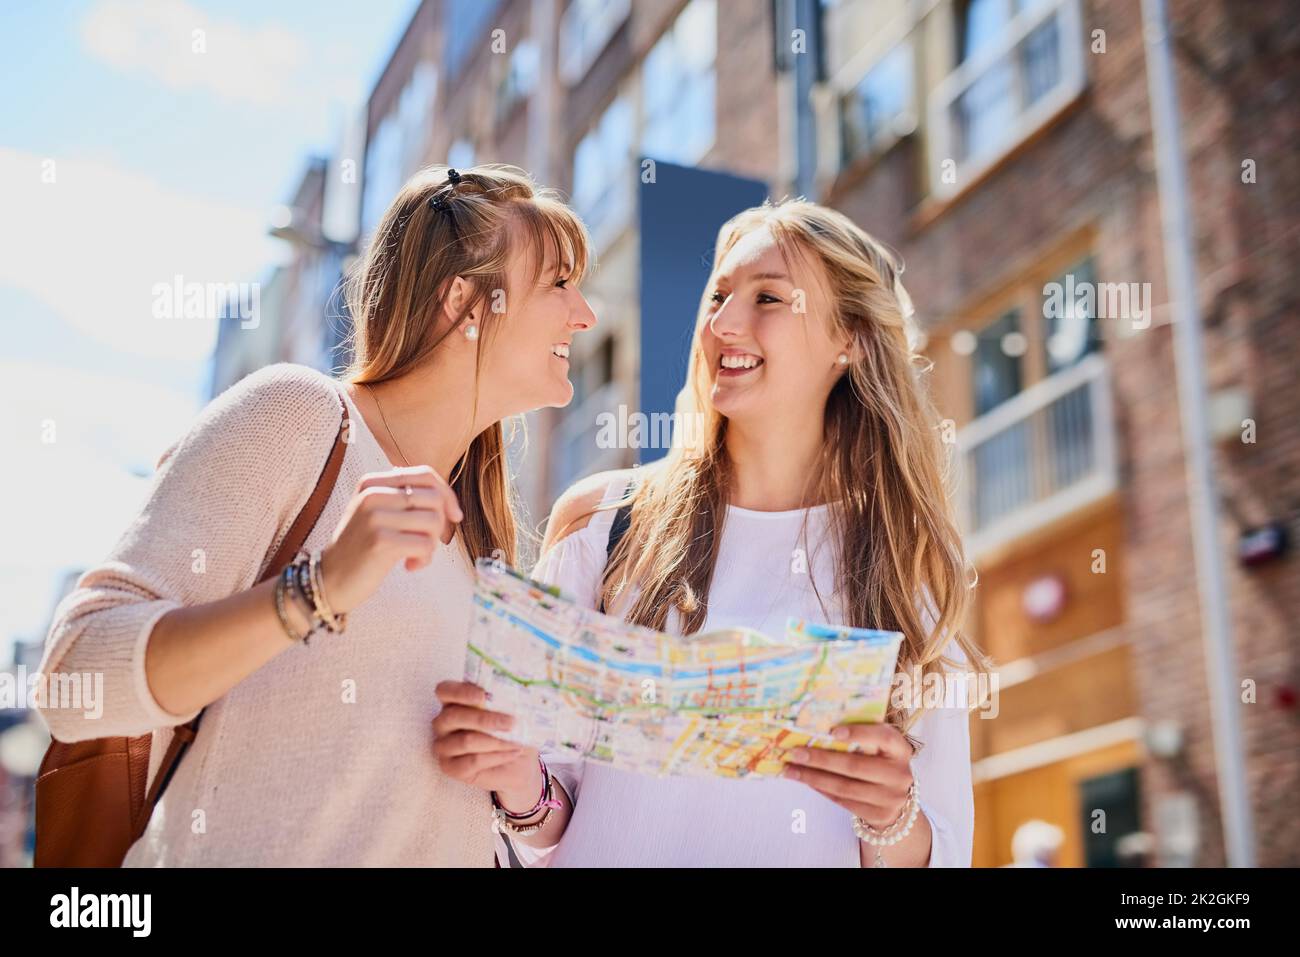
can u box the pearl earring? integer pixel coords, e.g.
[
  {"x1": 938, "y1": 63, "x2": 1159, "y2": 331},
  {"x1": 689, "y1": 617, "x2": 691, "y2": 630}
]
[
  {"x1": 464, "y1": 323, "x2": 479, "y2": 341},
  {"x1": 837, "y1": 353, "x2": 849, "y2": 365}
]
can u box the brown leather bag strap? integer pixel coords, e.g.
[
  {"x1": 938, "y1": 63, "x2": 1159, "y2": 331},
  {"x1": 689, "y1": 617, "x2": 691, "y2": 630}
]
[
  {"x1": 138, "y1": 722, "x2": 196, "y2": 821},
  {"x1": 259, "y1": 388, "x2": 351, "y2": 587},
  {"x1": 137, "y1": 383, "x2": 351, "y2": 823}
]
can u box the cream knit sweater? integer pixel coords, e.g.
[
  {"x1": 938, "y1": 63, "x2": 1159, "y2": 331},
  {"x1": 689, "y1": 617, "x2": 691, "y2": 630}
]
[{"x1": 38, "y1": 363, "x2": 494, "y2": 867}]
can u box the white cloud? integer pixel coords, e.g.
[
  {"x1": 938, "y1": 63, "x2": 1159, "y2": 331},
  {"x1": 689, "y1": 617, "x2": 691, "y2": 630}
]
[
  {"x1": 0, "y1": 147, "x2": 285, "y2": 362},
  {"x1": 79, "y1": 0, "x2": 308, "y2": 107}
]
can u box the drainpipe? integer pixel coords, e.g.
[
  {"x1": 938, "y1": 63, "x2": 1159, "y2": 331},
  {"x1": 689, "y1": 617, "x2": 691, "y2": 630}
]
[{"x1": 1141, "y1": 0, "x2": 1255, "y2": 867}]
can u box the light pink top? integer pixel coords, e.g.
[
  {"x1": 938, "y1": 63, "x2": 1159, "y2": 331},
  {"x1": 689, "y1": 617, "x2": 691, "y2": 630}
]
[
  {"x1": 38, "y1": 364, "x2": 495, "y2": 866},
  {"x1": 512, "y1": 478, "x2": 976, "y2": 867}
]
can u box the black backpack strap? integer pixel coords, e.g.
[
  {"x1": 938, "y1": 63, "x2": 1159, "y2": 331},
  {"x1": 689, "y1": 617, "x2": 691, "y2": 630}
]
[
  {"x1": 598, "y1": 480, "x2": 636, "y2": 614},
  {"x1": 606, "y1": 502, "x2": 633, "y2": 563}
]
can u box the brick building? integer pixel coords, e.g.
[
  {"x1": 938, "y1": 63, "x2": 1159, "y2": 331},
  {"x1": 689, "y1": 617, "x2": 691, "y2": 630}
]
[{"x1": 817, "y1": 0, "x2": 1299, "y2": 865}]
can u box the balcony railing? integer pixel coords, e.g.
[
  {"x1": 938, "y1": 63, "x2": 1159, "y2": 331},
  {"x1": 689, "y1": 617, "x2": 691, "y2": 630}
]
[
  {"x1": 928, "y1": 0, "x2": 1086, "y2": 199},
  {"x1": 956, "y1": 353, "x2": 1116, "y2": 558}
]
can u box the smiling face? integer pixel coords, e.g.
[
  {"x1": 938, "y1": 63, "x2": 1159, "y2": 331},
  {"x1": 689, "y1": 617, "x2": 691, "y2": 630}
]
[
  {"x1": 475, "y1": 231, "x2": 597, "y2": 414},
  {"x1": 700, "y1": 225, "x2": 849, "y2": 427}
]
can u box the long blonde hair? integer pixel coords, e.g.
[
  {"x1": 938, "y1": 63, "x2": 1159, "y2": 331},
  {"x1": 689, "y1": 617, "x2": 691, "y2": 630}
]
[
  {"x1": 343, "y1": 163, "x2": 591, "y2": 567},
  {"x1": 600, "y1": 199, "x2": 986, "y2": 732}
]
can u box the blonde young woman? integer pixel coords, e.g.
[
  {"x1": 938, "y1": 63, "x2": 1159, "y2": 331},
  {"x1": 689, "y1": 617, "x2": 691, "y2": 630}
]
[
  {"x1": 38, "y1": 165, "x2": 595, "y2": 866},
  {"x1": 434, "y1": 199, "x2": 988, "y2": 867}
]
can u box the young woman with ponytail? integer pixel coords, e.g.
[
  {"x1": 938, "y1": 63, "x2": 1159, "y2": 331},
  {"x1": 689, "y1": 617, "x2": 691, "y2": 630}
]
[
  {"x1": 38, "y1": 164, "x2": 595, "y2": 866},
  {"x1": 435, "y1": 199, "x2": 990, "y2": 867}
]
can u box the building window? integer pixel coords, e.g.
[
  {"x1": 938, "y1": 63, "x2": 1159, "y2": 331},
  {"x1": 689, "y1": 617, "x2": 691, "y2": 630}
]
[
  {"x1": 1079, "y1": 768, "x2": 1144, "y2": 867},
  {"x1": 954, "y1": 0, "x2": 1062, "y2": 160},
  {"x1": 840, "y1": 41, "x2": 915, "y2": 165},
  {"x1": 559, "y1": 0, "x2": 631, "y2": 85},
  {"x1": 362, "y1": 114, "x2": 403, "y2": 240},
  {"x1": 930, "y1": 0, "x2": 1085, "y2": 198},
  {"x1": 444, "y1": 0, "x2": 502, "y2": 79},
  {"x1": 1042, "y1": 255, "x2": 1102, "y2": 374},
  {"x1": 968, "y1": 308, "x2": 1031, "y2": 532},
  {"x1": 959, "y1": 0, "x2": 1017, "y2": 60},
  {"x1": 953, "y1": 0, "x2": 1020, "y2": 164},
  {"x1": 497, "y1": 40, "x2": 538, "y2": 126},
  {"x1": 398, "y1": 61, "x2": 437, "y2": 175},
  {"x1": 360, "y1": 61, "x2": 436, "y2": 240},
  {"x1": 973, "y1": 308, "x2": 1023, "y2": 416},
  {"x1": 955, "y1": 246, "x2": 1116, "y2": 552},
  {"x1": 572, "y1": 94, "x2": 633, "y2": 249},
  {"x1": 641, "y1": 0, "x2": 716, "y2": 167}
]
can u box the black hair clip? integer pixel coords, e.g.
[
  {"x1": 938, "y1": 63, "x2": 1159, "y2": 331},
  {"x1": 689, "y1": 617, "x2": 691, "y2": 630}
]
[
  {"x1": 446, "y1": 168, "x2": 462, "y2": 184},
  {"x1": 428, "y1": 191, "x2": 460, "y2": 241}
]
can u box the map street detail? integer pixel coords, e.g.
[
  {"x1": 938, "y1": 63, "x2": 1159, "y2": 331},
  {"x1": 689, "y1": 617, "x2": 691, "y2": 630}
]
[{"x1": 464, "y1": 560, "x2": 904, "y2": 778}]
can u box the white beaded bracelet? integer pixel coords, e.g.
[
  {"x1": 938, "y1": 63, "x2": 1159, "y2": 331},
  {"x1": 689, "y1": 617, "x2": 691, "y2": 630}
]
[{"x1": 852, "y1": 782, "x2": 920, "y2": 868}]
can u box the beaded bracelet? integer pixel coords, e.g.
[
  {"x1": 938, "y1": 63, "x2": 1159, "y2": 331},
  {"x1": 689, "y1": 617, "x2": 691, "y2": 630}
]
[
  {"x1": 273, "y1": 566, "x2": 316, "y2": 644},
  {"x1": 293, "y1": 559, "x2": 326, "y2": 629},
  {"x1": 307, "y1": 550, "x2": 347, "y2": 634},
  {"x1": 852, "y1": 782, "x2": 920, "y2": 868}
]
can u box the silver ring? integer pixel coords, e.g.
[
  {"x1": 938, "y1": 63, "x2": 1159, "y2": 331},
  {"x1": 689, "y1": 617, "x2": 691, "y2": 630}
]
[{"x1": 403, "y1": 485, "x2": 415, "y2": 509}]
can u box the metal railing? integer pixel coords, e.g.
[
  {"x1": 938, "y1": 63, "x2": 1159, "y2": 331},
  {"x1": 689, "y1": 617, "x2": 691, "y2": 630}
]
[{"x1": 957, "y1": 353, "x2": 1117, "y2": 558}]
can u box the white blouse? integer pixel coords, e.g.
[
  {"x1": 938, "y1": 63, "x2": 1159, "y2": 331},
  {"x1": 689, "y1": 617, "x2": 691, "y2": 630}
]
[{"x1": 510, "y1": 479, "x2": 975, "y2": 868}]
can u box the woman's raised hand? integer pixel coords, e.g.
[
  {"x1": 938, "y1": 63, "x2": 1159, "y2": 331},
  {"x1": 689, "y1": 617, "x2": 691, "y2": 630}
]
[{"x1": 319, "y1": 465, "x2": 463, "y2": 615}]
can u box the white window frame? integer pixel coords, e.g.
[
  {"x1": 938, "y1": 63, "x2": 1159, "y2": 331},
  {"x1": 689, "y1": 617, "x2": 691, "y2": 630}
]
[
  {"x1": 929, "y1": 0, "x2": 1086, "y2": 200},
  {"x1": 639, "y1": 0, "x2": 717, "y2": 168},
  {"x1": 838, "y1": 38, "x2": 917, "y2": 166}
]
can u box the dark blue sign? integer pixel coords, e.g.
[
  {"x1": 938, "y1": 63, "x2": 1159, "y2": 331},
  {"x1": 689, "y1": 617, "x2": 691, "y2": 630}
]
[{"x1": 637, "y1": 159, "x2": 768, "y2": 462}]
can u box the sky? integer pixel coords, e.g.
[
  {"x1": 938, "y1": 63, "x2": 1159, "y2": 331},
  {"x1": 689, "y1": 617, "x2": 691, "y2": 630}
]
[{"x1": 0, "y1": 0, "x2": 421, "y2": 657}]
